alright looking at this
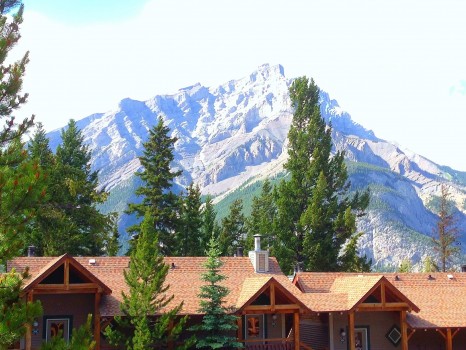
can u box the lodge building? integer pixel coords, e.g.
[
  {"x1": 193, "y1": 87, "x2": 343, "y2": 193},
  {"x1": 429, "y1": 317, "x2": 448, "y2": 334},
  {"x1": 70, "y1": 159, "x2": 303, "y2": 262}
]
[{"x1": 6, "y1": 235, "x2": 466, "y2": 350}]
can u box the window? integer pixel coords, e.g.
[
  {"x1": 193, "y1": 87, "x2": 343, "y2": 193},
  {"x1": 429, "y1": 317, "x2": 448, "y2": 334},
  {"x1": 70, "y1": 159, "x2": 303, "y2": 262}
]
[{"x1": 43, "y1": 316, "x2": 72, "y2": 342}]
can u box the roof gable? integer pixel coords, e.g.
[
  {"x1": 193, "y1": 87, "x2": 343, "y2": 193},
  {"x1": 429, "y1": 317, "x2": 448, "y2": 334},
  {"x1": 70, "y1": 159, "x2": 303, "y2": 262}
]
[{"x1": 22, "y1": 254, "x2": 111, "y2": 295}]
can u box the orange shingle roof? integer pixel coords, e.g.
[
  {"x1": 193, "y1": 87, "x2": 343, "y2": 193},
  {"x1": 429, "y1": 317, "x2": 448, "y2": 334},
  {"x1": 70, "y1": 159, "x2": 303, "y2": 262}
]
[
  {"x1": 295, "y1": 272, "x2": 466, "y2": 329},
  {"x1": 9, "y1": 255, "x2": 303, "y2": 317}
]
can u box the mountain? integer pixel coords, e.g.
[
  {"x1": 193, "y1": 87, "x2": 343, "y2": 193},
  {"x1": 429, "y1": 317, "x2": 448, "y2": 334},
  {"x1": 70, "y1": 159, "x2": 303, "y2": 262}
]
[{"x1": 47, "y1": 64, "x2": 466, "y2": 270}]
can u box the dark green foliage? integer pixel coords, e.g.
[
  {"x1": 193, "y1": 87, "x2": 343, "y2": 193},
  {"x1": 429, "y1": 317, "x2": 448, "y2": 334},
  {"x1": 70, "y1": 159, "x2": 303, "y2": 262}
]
[
  {"x1": 432, "y1": 184, "x2": 460, "y2": 272},
  {"x1": 0, "y1": 269, "x2": 43, "y2": 349},
  {"x1": 200, "y1": 195, "x2": 220, "y2": 254},
  {"x1": 190, "y1": 235, "x2": 242, "y2": 349},
  {"x1": 177, "y1": 183, "x2": 203, "y2": 256},
  {"x1": 245, "y1": 179, "x2": 275, "y2": 252},
  {"x1": 218, "y1": 199, "x2": 245, "y2": 256},
  {"x1": 273, "y1": 77, "x2": 370, "y2": 274},
  {"x1": 105, "y1": 211, "x2": 192, "y2": 350},
  {"x1": 105, "y1": 213, "x2": 121, "y2": 256},
  {"x1": 126, "y1": 118, "x2": 182, "y2": 255},
  {"x1": 40, "y1": 314, "x2": 96, "y2": 350},
  {"x1": 0, "y1": 1, "x2": 46, "y2": 263},
  {"x1": 26, "y1": 120, "x2": 112, "y2": 256}
]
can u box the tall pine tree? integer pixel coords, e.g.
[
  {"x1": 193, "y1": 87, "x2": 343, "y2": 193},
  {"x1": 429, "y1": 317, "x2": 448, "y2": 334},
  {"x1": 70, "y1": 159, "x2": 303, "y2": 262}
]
[
  {"x1": 273, "y1": 77, "x2": 370, "y2": 274},
  {"x1": 177, "y1": 183, "x2": 203, "y2": 256},
  {"x1": 127, "y1": 118, "x2": 182, "y2": 255},
  {"x1": 30, "y1": 120, "x2": 112, "y2": 255},
  {"x1": 432, "y1": 184, "x2": 460, "y2": 272},
  {"x1": 200, "y1": 195, "x2": 220, "y2": 254},
  {"x1": 105, "y1": 211, "x2": 192, "y2": 350},
  {"x1": 0, "y1": 3, "x2": 44, "y2": 348}
]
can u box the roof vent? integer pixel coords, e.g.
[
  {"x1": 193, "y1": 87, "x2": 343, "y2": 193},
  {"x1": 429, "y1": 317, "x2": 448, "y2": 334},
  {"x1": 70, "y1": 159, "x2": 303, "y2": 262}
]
[
  {"x1": 171, "y1": 262, "x2": 176, "y2": 269},
  {"x1": 395, "y1": 275, "x2": 400, "y2": 281},
  {"x1": 447, "y1": 274, "x2": 454, "y2": 280},
  {"x1": 89, "y1": 258, "x2": 96, "y2": 265},
  {"x1": 427, "y1": 274, "x2": 434, "y2": 280}
]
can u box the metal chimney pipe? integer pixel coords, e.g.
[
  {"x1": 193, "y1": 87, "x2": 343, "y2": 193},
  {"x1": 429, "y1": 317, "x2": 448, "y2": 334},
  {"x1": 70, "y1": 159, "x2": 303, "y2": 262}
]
[
  {"x1": 254, "y1": 235, "x2": 262, "y2": 252},
  {"x1": 237, "y1": 247, "x2": 244, "y2": 257},
  {"x1": 27, "y1": 245, "x2": 36, "y2": 257},
  {"x1": 461, "y1": 264, "x2": 466, "y2": 273}
]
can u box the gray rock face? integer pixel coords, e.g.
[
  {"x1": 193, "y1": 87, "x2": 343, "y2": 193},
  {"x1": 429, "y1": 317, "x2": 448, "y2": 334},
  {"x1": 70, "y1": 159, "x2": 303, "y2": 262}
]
[{"x1": 47, "y1": 64, "x2": 466, "y2": 270}]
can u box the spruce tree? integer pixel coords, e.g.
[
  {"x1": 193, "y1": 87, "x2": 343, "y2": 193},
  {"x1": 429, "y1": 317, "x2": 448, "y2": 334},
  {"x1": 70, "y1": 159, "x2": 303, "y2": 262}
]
[
  {"x1": 127, "y1": 117, "x2": 182, "y2": 255},
  {"x1": 273, "y1": 77, "x2": 370, "y2": 274},
  {"x1": 35, "y1": 119, "x2": 112, "y2": 256},
  {"x1": 200, "y1": 196, "x2": 220, "y2": 254},
  {"x1": 190, "y1": 235, "x2": 242, "y2": 349},
  {"x1": 177, "y1": 183, "x2": 203, "y2": 256},
  {"x1": 105, "y1": 211, "x2": 192, "y2": 350},
  {"x1": 218, "y1": 199, "x2": 245, "y2": 256}
]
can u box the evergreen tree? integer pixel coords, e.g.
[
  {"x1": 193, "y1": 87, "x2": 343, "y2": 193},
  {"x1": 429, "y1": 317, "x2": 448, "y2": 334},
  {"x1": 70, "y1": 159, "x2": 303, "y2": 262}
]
[
  {"x1": 398, "y1": 258, "x2": 412, "y2": 273},
  {"x1": 190, "y1": 235, "x2": 242, "y2": 349},
  {"x1": 0, "y1": 269, "x2": 43, "y2": 350},
  {"x1": 200, "y1": 196, "x2": 220, "y2": 255},
  {"x1": 432, "y1": 184, "x2": 460, "y2": 272},
  {"x1": 0, "y1": 0, "x2": 45, "y2": 263},
  {"x1": 422, "y1": 256, "x2": 439, "y2": 273},
  {"x1": 245, "y1": 179, "x2": 275, "y2": 252},
  {"x1": 126, "y1": 118, "x2": 182, "y2": 255},
  {"x1": 105, "y1": 213, "x2": 121, "y2": 256},
  {"x1": 0, "y1": 3, "x2": 44, "y2": 349},
  {"x1": 218, "y1": 199, "x2": 245, "y2": 256},
  {"x1": 177, "y1": 183, "x2": 203, "y2": 256},
  {"x1": 105, "y1": 211, "x2": 192, "y2": 350},
  {"x1": 33, "y1": 119, "x2": 112, "y2": 256},
  {"x1": 273, "y1": 77, "x2": 370, "y2": 274}
]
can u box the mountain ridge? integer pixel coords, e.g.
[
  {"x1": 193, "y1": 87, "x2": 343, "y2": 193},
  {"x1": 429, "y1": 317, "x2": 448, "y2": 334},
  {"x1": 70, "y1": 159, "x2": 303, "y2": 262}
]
[{"x1": 47, "y1": 63, "x2": 466, "y2": 270}]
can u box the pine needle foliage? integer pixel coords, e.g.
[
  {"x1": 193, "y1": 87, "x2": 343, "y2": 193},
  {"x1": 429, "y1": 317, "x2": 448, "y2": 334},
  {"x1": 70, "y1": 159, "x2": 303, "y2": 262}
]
[
  {"x1": 105, "y1": 211, "x2": 192, "y2": 350},
  {"x1": 190, "y1": 235, "x2": 243, "y2": 349},
  {"x1": 0, "y1": 269, "x2": 42, "y2": 349}
]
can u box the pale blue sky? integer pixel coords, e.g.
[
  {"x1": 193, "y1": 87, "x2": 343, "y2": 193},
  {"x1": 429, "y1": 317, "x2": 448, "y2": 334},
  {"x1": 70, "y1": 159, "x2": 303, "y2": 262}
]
[{"x1": 15, "y1": 0, "x2": 466, "y2": 171}]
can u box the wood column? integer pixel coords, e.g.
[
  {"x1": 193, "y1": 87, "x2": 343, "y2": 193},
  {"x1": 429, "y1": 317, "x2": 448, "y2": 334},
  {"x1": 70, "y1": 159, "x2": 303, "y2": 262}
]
[
  {"x1": 168, "y1": 320, "x2": 174, "y2": 350},
  {"x1": 26, "y1": 291, "x2": 33, "y2": 350},
  {"x1": 294, "y1": 312, "x2": 300, "y2": 350},
  {"x1": 237, "y1": 315, "x2": 243, "y2": 343},
  {"x1": 348, "y1": 312, "x2": 355, "y2": 350},
  {"x1": 400, "y1": 310, "x2": 408, "y2": 350},
  {"x1": 94, "y1": 292, "x2": 101, "y2": 350},
  {"x1": 446, "y1": 328, "x2": 452, "y2": 350}
]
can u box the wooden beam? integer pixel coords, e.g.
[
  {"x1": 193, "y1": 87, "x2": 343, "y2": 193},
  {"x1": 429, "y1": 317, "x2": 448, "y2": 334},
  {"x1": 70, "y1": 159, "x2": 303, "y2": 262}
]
[
  {"x1": 437, "y1": 329, "x2": 446, "y2": 340},
  {"x1": 381, "y1": 282, "x2": 386, "y2": 307},
  {"x1": 168, "y1": 320, "x2": 174, "y2": 350},
  {"x1": 407, "y1": 329, "x2": 416, "y2": 341},
  {"x1": 358, "y1": 302, "x2": 409, "y2": 309},
  {"x1": 25, "y1": 292, "x2": 33, "y2": 350},
  {"x1": 446, "y1": 328, "x2": 452, "y2": 350},
  {"x1": 94, "y1": 293, "x2": 101, "y2": 350},
  {"x1": 293, "y1": 311, "x2": 300, "y2": 350},
  {"x1": 237, "y1": 316, "x2": 243, "y2": 343},
  {"x1": 452, "y1": 328, "x2": 461, "y2": 339},
  {"x1": 244, "y1": 304, "x2": 300, "y2": 312},
  {"x1": 64, "y1": 260, "x2": 69, "y2": 290},
  {"x1": 270, "y1": 284, "x2": 276, "y2": 312},
  {"x1": 348, "y1": 312, "x2": 355, "y2": 350},
  {"x1": 33, "y1": 287, "x2": 99, "y2": 295},
  {"x1": 400, "y1": 310, "x2": 408, "y2": 350}
]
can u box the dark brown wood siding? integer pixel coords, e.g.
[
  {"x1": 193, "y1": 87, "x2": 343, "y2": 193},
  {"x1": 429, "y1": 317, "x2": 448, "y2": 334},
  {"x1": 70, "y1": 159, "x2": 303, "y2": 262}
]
[{"x1": 32, "y1": 294, "x2": 94, "y2": 350}]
